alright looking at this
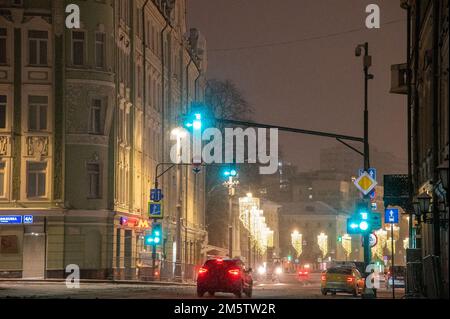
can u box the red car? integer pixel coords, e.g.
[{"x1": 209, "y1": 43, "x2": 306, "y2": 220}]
[
  {"x1": 297, "y1": 268, "x2": 310, "y2": 281},
  {"x1": 197, "y1": 258, "x2": 253, "y2": 298}
]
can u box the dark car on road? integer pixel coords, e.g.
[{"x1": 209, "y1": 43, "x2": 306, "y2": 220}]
[
  {"x1": 385, "y1": 266, "x2": 406, "y2": 288},
  {"x1": 197, "y1": 258, "x2": 253, "y2": 298}
]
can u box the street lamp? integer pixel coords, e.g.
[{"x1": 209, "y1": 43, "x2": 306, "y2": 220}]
[
  {"x1": 412, "y1": 201, "x2": 422, "y2": 222},
  {"x1": 170, "y1": 127, "x2": 187, "y2": 282},
  {"x1": 437, "y1": 160, "x2": 449, "y2": 191},
  {"x1": 223, "y1": 169, "x2": 239, "y2": 258},
  {"x1": 412, "y1": 192, "x2": 432, "y2": 224},
  {"x1": 418, "y1": 192, "x2": 432, "y2": 219}
]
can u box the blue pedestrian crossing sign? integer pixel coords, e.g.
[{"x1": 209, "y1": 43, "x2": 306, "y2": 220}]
[
  {"x1": 150, "y1": 189, "x2": 163, "y2": 202},
  {"x1": 23, "y1": 215, "x2": 34, "y2": 224},
  {"x1": 385, "y1": 208, "x2": 399, "y2": 224},
  {"x1": 149, "y1": 201, "x2": 163, "y2": 219}
]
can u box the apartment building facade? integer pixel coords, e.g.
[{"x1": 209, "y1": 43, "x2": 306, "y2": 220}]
[{"x1": 0, "y1": 0, "x2": 207, "y2": 280}]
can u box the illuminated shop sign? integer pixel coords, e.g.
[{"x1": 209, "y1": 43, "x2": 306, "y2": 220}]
[
  {"x1": 119, "y1": 217, "x2": 151, "y2": 230},
  {"x1": 0, "y1": 215, "x2": 34, "y2": 225}
]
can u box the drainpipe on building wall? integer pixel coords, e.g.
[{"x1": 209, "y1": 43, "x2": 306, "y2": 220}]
[
  {"x1": 413, "y1": 0, "x2": 421, "y2": 250},
  {"x1": 161, "y1": 22, "x2": 169, "y2": 164},
  {"x1": 158, "y1": 16, "x2": 170, "y2": 256},
  {"x1": 159, "y1": 20, "x2": 184, "y2": 281},
  {"x1": 142, "y1": 0, "x2": 150, "y2": 120},
  {"x1": 405, "y1": 3, "x2": 414, "y2": 249},
  {"x1": 431, "y1": 0, "x2": 444, "y2": 299},
  {"x1": 431, "y1": 0, "x2": 441, "y2": 259}
]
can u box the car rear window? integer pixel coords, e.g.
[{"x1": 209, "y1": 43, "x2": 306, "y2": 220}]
[
  {"x1": 327, "y1": 267, "x2": 353, "y2": 275},
  {"x1": 204, "y1": 259, "x2": 238, "y2": 268}
]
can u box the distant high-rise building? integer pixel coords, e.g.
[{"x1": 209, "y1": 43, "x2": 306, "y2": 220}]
[{"x1": 320, "y1": 144, "x2": 407, "y2": 184}]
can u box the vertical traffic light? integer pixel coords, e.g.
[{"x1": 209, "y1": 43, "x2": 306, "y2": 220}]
[
  {"x1": 346, "y1": 201, "x2": 372, "y2": 234},
  {"x1": 144, "y1": 223, "x2": 163, "y2": 246},
  {"x1": 152, "y1": 223, "x2": 162, "y2": 245}
]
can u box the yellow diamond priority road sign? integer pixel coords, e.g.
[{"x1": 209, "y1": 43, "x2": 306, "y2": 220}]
[{"x1": 354, "y1": 172, "x2": 377, "y2": 195}]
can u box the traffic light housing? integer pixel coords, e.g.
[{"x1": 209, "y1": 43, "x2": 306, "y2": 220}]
[
  {"x1": 144, "y1": 223, "x2": 163, "y2": 246},
  {"x1": 181, "y1": 102, "x2": 211, "y2": 131},
  {"x1": 152, "y1": 223, "x2": 162, "y2": 245},
  {"x1": 223, "y1": 168, "x2": 237, "y2": 178},
  {"x1": 347, "y1": 202, "x2": 372, "y2": 234}
]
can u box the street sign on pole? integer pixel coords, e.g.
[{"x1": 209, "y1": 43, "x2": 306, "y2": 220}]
[
  {"x1": 359, "y1": 168, "x2": 377, "y2": 180},
  {"x1": 358, "y1": 169, "x2": 377, "y2": 198},
  {"x1": 23, "y1": 215, "x2": 34, "y2": 224},
  {"x1": 149, "y1": 201, "x2": 163, "y2": 219},
  {"x1": 150, "y1": 189, "x2": 163, "y2": 202},
  {"x1": 384, "y1": 208, "x2": 399, "y2": 224},
  {"x1": 192, "y1": 165, "x2": 201, "y2": 174},
  {"x1": 369, "y1": 233, "x2": 378, "y2": 247},
  {"x1": 371, "y1": 212, "x2": 382, "y2": 230},
  {"x1": 354, "y1": 172, "x2": 378, "y2": 195}
]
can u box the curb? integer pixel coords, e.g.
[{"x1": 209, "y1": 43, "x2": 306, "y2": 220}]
[{"x1": 0, "y1": 279, "x2": 196, "y2": 287}]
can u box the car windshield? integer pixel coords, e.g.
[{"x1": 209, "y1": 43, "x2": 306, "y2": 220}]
[{"x1": 327, "y1": 267, "x2": 353, "y2": 275}]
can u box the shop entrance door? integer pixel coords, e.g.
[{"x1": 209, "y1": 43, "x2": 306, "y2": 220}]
[
  {"x1": 124, "y1": 230, "x2": 132, "y2": 279},
  {"x1": 22, "y1": 231, "x2": 45, "y2": 279}
]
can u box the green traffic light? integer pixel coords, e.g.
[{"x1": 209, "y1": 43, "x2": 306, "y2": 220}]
[{"x1": 359, "y1": 221, "x2": 369, "y2": 231}]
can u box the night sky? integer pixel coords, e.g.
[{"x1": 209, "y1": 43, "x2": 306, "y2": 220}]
[{"x1": 187, "y1": 0, "x2": 407, "y2": 172}]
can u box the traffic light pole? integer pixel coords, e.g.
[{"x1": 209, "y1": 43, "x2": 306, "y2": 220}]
[
  {"x1": 228, "y1": 194, "x2": 233, "y2": 258},
  {"x1": 358, "y1": 42, "x2": 376, "y2": 299},
  {"x1": 362, "y1": 42, "x2": 372, "y2": 267},
  {"x1": 152, "y1": 241, "x2": 157, "y2": 278}
]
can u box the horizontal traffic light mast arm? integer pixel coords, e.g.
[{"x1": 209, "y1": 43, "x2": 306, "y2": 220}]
[
  {"x1": 154, "y1": 163, "x2": 193, "y2": 188},
  {"x1": 154, "y1": 162, "x2": 233, "y2": 188},
  {"x1": 214, "y1": 118, "x2": 365, "y2": 143}
]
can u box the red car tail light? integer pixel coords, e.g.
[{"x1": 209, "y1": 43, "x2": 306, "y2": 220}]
[
  {"x1": 198, "y1": 267, "x2": 208, "y2": 275},
  {"x1": 228, "y1": 268, "x2": 240, "y2": 276},
  {"x1": 299, "y1": 271, "x2": 303, "y2": 275},
  {"x1": 216, "y1": 258, "x2": 223, "y2": 264},
  {"x1": 347, "y1": 276, "x2": 355, "y2": 283}
]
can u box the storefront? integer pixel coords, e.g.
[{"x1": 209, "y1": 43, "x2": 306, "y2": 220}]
[
  {"x1": 114, "y1": 215, "x2": 152, "y2": 280},
  {"x1": 0, "y1": 214, "x2": 46, "y2": 279}
]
